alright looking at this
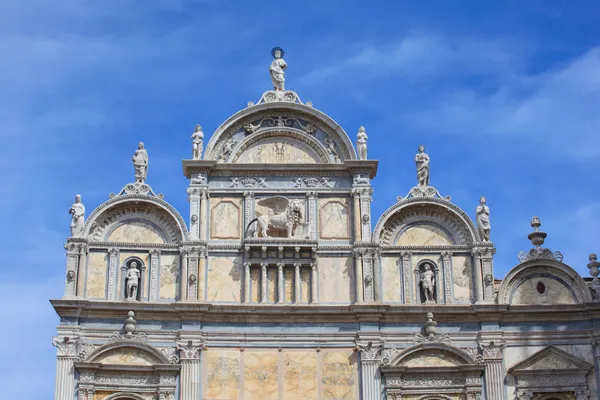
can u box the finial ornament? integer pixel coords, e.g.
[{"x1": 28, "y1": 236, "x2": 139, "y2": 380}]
[
  {"x1": 269, "y1": 47, "x2": 287, "y2": 91},
  {"x1": 415, "y1": 144, "x2": 430, "y2": 186},
  {"x1": 132, "y1": 142, "x2": 148, "y2": 183},
  {"x1": 517, "y1": 216, "x2": 563, "y2": 263},
  {"x1": 68, "y1": 194, "x2": 85, "y2": 237},
  {"x1": 476, "y1": 196, "x2": 491, "y2": 242},
  {"x1": 356, "y1": 126, "x2": 368, "y2": 160},
  {"x1": 413, "y1": 312, "x2": 451, "y2": 344},
  {"x1": 191, "y1": 124, "x2": 204, "y2": 160}
]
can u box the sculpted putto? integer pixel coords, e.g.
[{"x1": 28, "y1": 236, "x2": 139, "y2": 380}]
[
  {"x1": 246, "y1": 196, "x2": 304, "y2": 238},
  {"x1": 420, "y1": 263, "x2": 436, "y2": 304},
  {"x1": 219, "y1": 137, "x2": 236, "y2": 162},
  {"x1": 69, "y1": 194, "x2": 85, "y2": 237},
  {"x1": 132, "y1": 142, "x2": 148, "y2": 183},
  {"x1": 476, "y1": 196, "x2": 491, "y2": 242},
  {"x1": 269, "y1": 47, "x2": 287, "y2": 91},
  {"x1": 415, "y1": 144, "x2": 430, "y2": 186},
  {"x1": 126, "y1": 261, "x2": 141, "y2": 301},
  {"x1": 356, "y1": 126, "x2": 368, "y2": 160},
  {"x1": 191, "y1": 124, "x2": 204, "y2": 160}
]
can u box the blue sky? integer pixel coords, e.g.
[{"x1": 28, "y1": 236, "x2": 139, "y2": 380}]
[{"x1": 1, "y1": 0, "x2": 599, "y2": 397}]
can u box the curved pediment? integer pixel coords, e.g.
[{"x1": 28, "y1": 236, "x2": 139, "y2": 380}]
[
  {"x1": 86, "y1": 341, "x2": 171, "y2": 366},
  {"x1": 232, "y1": 130, "x2": 327, "y2": 164}
]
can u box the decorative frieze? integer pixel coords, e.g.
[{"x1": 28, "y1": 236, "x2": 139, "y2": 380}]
[
  {"x1": 149, "y1": 249, "x2": 161, "y2": 302},
  {"x1": 441, "y1": 251, "x2": 453, "y2": 304},
  {"x1": 401, "y1": 251, "x2": 412, "y2": 304}
]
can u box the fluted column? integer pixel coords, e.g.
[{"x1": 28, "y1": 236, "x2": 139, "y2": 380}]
[
  {"x1": 294, "y1": 263, "x2": 301, "y2": 303},
  {"x1": 261, "y1": 263, "x2": 268, "y2": 303},
  {"x1": 480, "y1": 342, "x2": 507, "y2": 400},
  {"x1": 358, "y1": 342, "x2": 383, "y2": 400},
  {"x1": 277, "y1": 263, "x2": 284, "y2": 303},
  {"x1": 244, "y1": 262, "x2": 251, "y2": 303},
  {"x1": 177, "y1": 342, "x2": 203, "y2": 400},
  {"x1": 311, "y1": 263, "x2": 318, "y2": 303},
  {"x1": 53, "y1": 337, "x2": 79, "y2": 400}
]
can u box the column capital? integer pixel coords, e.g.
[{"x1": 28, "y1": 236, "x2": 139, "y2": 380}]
[
  {"x1": 177, "y1": 340, "x2": 205, "y2": 360},
  {"x1": 356, "y1": 341, "x2": 384, "y2": 363},
  {"x1": 149, "y1": 248, "x2": 161, "y2": 257},
  {"x1": 277, "y1": 262, "x2": 285, "y2": 269},
  {"x1": 479, "y1": 341, "x2": 505, "y2": 360},
  {"x1": 52, "y1": 336, "x2": 80, "y2": 357}
]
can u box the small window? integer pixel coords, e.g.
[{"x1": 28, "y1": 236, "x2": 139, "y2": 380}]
[{"x1": 536, "y1": 281, "x2": 546, "y2": 295}]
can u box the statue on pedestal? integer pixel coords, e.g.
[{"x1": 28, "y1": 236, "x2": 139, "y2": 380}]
[
  {"x1": 356, "y1": 126, "x2": 368, "y2": 160},
  {"x1": 69, "y1": 194, "x2": 85, "y2": 237},
  {"x1": 191, "y1": 124, "x2": 204, "y2": 160},
  {"x1": 269, "y1": 47, "x2": 287, "y2": 91},
  {"x1": 419, "y1": 263, "x2": 436, "y2": 304},
  {"x1": 126, "y1": 262, "x2": 141, "y2": 301},
  {"x1": 476, "y1": 196, "x2": 491, "y2": 242},
  {"x1": 415, "y1": 144, "x2": 430, "y2": 186},
  {"x1": 132, "y1": 142, "x2": 148, "y2": 183}
]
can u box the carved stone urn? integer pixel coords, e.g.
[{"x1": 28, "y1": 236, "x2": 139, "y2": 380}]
[
  {"x1": 124, "y1": 311, "x2": 137, "y2": 338},
  {"x1": 588, "y1": 254, "x2": 600, "y2": 280},
  {"x1": 424, "y1": 312, "x2": 438, "y2": 339}
]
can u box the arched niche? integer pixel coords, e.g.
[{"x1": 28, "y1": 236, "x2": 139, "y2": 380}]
[
  {"x1": 84, "y1": 196, "x2": 188, "y2": 243},
  {"x1": 497, "y1": 259, "x2": 592, "y2": 305},
  {"x1": 373, "y1": 198, "x2": 479, "y2": 246},
  {"x1": 204, "y1": 102, "x2": 357, "y2": 162}
]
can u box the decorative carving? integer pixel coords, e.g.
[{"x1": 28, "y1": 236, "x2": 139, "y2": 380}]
[
  {"x1": 356, "y1": 126, "x2": 368, "y2": 160},
  {"x1": 479, "y1": 341, "x2": 505, "y2": 359},
  {"x1": 126, "y1": 261, "x2": 141, "y2": 301},
  {"x1": 52, "y1": 336, "x2": 80, "y2": 357},
  {"x1": 357, "y1": 341, "x2": 383, "y2": 362},
  {"x1": 269, "y1": 47, "x2": 286, "y2": 91},
  {"x1": 326, "y1": 137, "x2": 341, "y2": 163},
  {"x1": 132, "y1": 142, "x2": 148, "y2": 183},
  {"x1": 109, "y1": 311, "x2": 149, "y2": 342},
  {"x1": 419, "y1": 262, "x2": 436, "y2": 304},
  {"x1": 462, "y1": 347, "x2": 484, "y2": 364},
  {"x1": 191, "y1": 173, "x2": 206, "y2": 185},
  {"x1": 353, "y1": 174, "x2": 370, "y2": 185},
  {"x1": 248, "y1": 196, "x2": 304, "y2": 238},
  {"x1": 476, "y1": 196, "x2": 491, "y2": 242},
  {"x1": 229, "y1": 177, "x2": 268, "y2": 188},
  {"x1": 191, "y1": 124, "x2": 204, "y2": 160},
  {"x1": 218, "y1": 137, "x2": 236, "y2": 162},
  {"x1": 69, "y1": 194, "x2": 85, "y2": 237},
  {"x1": 413, "y1": 313, "x2": 451, "y2": 344},
  {"x1": 159, "y1": 347, "x2": 180, "y2": 364},
  {"x1": 76, "y1": 343, "x2": 98, "y2": 362},
  {"x1": 401, "y1": 251, "x2": 412, "y2": 304},
  {"x1": 415, "y1": 144, "x2": 430, "y2": 186},
  {"x1": 293, "y1": 177, "x2": 333, "y2": 188},
  {"x1": 517, "y1": 217, "x2": 563, "y2": 263},
  {"x1": 177, "y1": 341, "x2": 203, "y2": 360}
]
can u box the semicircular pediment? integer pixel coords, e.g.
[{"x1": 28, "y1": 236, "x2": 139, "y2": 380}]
[{"x1": 232, "y1": 130, "x2": 327, "y2": 163}]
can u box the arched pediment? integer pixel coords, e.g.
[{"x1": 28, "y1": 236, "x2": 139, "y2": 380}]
[
  {"x1": 390, "y1": 343, "x2": 476, "y2": 367},
  {"x1": 498, "y1": 259, "x2": 592, "y2": 305},
  {"x1": 103, "y1": 394, "x2": 147, "y2": 400},
  {"x1": 86, "y1": 341, "x2": 171, "y2": 366},
  {"x1": 373, "y1": 198, "x2": 479, "y2": 246},
  {"x1": 84, "y1": 195, "x2": 188, "y2": 243},
  {"x1": 204, "y1": 102, "x2": 357, "y2": 163}
]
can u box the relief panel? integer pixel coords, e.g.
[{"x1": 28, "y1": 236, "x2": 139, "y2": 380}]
[
  {"x1": 159, "y1": 254, "x2": 179, "y2": 300},
  {"x1": 205, "y1": 350, "x2": 241, "y2": 400},
  {"x1": 319, "y1": 199, "x2": 350, "y2": 240},
  {"x1": 452, "y1": 255, "x2": 472, "y2": 303},
  {"x1": 87, "y1": 251, "x2": 108, "y2": 299},
  {"x1": 244, "y1": 350, "x2": 279, "y2": 400},
  {"x1": 319, "y1": 257, "x2": 354, "y2": 303},
  {"x1": 107, "y1": 221, "x2": 165, "y2": 244},
  {"x1": 321, "y1": 349, "x2": 358, "y2": 400},
  {"x1": 210, "y1": 198, "x2": 242, "y2": 239},
  {"x1": 395, "y1": 224, "x2": 453, "y2": 246},
  {"x1": 207, "y1": 256, "x2": 242, "y2": 302},
  {"x1": 237, "y1": 137, "x2": 320, "y2": 164},
  {"x1": 381, "y1": 257, "x2": 402, "y2": 302},
  {"x1": 283, "y1": 351, "x2": 318, "y2": 400}
]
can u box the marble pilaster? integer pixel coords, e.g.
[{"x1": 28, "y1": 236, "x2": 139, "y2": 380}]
[
  {"x1": 64, "y1": 241, "x2": 84, "y2": 299},
  {"x1": 358, "y1": 342, "x2": 383, "y2": 400},
  {"x1": 277, "y1": 262, "x2": 284, "y2": 303},
  {"x1": 106, "y1": 247, "x2": 119, "y2": 300},
  {"x1": 244, "y1": 262, "x2": 251, "y2": 303},
  {"x1": 441, "y1": 251, "x2": 453, "y2": 304},
  {"x1": 480, "y1": 341, "x2": 506, "y2": 400},
  {"x1": 294, "y1": 262, "x2": 301, "y2": 303},
  {"x1": 311, "y1": 263, "x2": 318, "y2": 303},
  {"x1": 261, "y1": 262, "x2": 268, "y2": 303},
  {"x1": 401, "y1": 251, "x2": 412, "y2": 304},
  {"x1": 52, "y1": 337, "x2": 79, "y2": 400},
  {"x1": 177, "y1": 341, "x2": 203, "y2": 399},
  {"x1": 149, "y1": 249, "x2": 161, "y2": 302},
  {"x1": 355, "y1": 250, "x2": 364, "y2": 303}
]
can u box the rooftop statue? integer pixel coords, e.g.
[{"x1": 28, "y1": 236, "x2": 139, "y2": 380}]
[
  {"x1": 269, "y1": 47, "x2": 287, "y2": 91},
  {"x1": 132, "y1": 142, "x2": 148, "y2": 183},
  {"x1": 476, "y1": 196, "x2": 491, "y2": 242},
  {"x1": 191, "y1": 124, "x2": 204, "y2": 160},
  {"x1": 415, "y1": 144, "x2": 430, "y2": 186},
  {"x1": 68, "y1": 194, "x2": 85, "y2": 237},
  {"x1": 356, "y1": 126, "x2": 368, "y2": 160}
]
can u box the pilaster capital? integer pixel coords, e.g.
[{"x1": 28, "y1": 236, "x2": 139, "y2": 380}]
[
  {"x1": 149, "y1": 248, "x2": 161, "y2": 257},
  {"x1": 356, "y1": 341, "x2": 384, "y2": 363},
  {"x1": 277, "y1": 262, "x2": 285, "y2": 269},
  {"x1": 107, "y1": 247, "x2": 119, "y2": 257},
  {"x1": 243, "y1": 191, "x2": 255, "y2": 198},
  {"x1": 52, "y1": 336, "x2": 80, "y2": 357},
  {"x1": 306, "y1": 191, "x2": 318, "y2": 198},
  {"x1": 400, "y1": 251, "x2": 412, "y2": 259},
  {"x1": 473, "y1": 247, "x2": 497, "y2": 258},
  {"x1": 441, "y1": 251, "x2": 453, "y2": 259},
  {"x1": 478, "y1": 341, "x2": 505, "y2": 359},
  {"x1": 176, "y1": 341, "x2": 204, "y2": 360}
]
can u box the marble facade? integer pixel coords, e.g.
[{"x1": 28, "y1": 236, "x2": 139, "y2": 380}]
[{"x1": 52, "y1": 53, "x2": 600, "y2": 400}]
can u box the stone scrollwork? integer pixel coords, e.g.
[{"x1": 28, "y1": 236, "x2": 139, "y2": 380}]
[
  {"x1": 230, "y1": 177, "x2": 268, "y2": 188},
  {"x1": 357, "y1": 341, "x2": 384, "y2": 362},
  {"x1": 52, "y1": 336, "x2": 80, "y2": 357},
  {"x1": 479, "y1": 341, "x2": 505, "y2": 359},
  {"x1": 160, "y1": 346, "x2": 180, "y2": 364},
  {"x1": 293, "y1": 177, "x2": 333, "y2": 188},
  {"x1": 517, "y1": 217, "x2": 563, "y2": 263},
  {"x1": 177, "y1": 341, "x2": 204, "y2": 360}
]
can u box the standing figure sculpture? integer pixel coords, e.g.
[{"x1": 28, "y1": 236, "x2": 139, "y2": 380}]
[
  {"x1": 132, "y1": 142, "x2": 148, "y2": 183},
  {"x1": 191, "y1": 124, "x2": 204, "y2": 160},
  {"x1": 219, "y1": 137, "x2": 236, "y2": 162},
  {"x1": 476, "y1": 196, "x2": 491, "y2": 242},
  {"x1": 420, "y1": 263, "x2": 436, "y2": 304},
  {"x1": 356, "y1": 126, "x2": 368, "y2": 160},
  {"x1": 326, "y1": 137, "x2": 340, "y2": 163},
  {"x1": 126, "y1": 261, "x2": 141, "y2": 301},
  {"x1": 415, "y1": 144, "x2": 430, "y2": 186},
  {"x1": 69, "y1": 194, "x2": 85, "y2": 237},
  {"x1": 269, "y1": 47, "x2": 287, "y2": 91}
]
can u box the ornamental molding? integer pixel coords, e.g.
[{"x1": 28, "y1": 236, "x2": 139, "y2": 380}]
[
  {"x1": 356, "y1": 341, "x2": 384, "y2": 362},
  {"x1": 255, "y1": 90, "x2": 304, "y2": 105},
  {"x1": 112, "y1": 181, "x2": 163, "y2": 198},
  {"x1": 398, "y1": 185, "x2": 451, "y2": 202},
  {"x1": 293, "y1": 177, "x2": 334, "y2": 188},
  {"x1": 83, "y1": 194, "x2": 188, "y2": 242},
  {"x1": 52, "y1": 336, "x2": 80, "y2": 357},
  {"x1": 176, "y1": 341, "x2": 205, "y2": 360},
  {"x1": 518, "y1": 248, "x2": 564, "y2": 263},
  {"x1": 229, "y1": 176, "x2": 268, "y2": 188}
]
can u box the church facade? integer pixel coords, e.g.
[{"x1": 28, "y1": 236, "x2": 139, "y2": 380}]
[{"x1": 52, "y1": 49, "x2": 600, "y2": 400}]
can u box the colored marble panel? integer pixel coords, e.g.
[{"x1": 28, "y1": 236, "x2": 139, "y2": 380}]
[
  {"x1": 207, "y1": 256, "x2": 242, "y2": 302},
  {"x1": 86, "y1": 251, "x2": 108, "y2": 299},
  {"x1": 300, "y1": 267, "x2": 310, "y2": 303},
  {"x1": 283, "y1": 351, "x2": 318, "y2": 400},
  {"x1": 267, "y1": 267, "x2": 277, "y2": 303},
  {"x1": 322, "y1": 349, "x2": 358, "y2": 400},
  {"x1": 319, "y1": 199, "x2": 350, "y2": 239},
  {"x1": 381, "y1": 257, "x2": 402, "y2": 302},
  {"x1": 205, "y1": 350, "x2": 240, "y2": 400},
  {"x1": 452, "y1": 255, "x2": 472, "y2": 302},
  {"x1": 210, "y1": 198, "x2": 241, "y2": 239},
  {"x1": 395, "y1": 224, "x2": 453, "y2": 246},
  {"x1": 159, "y1": 254, "x2": 178, "y2": 300},
  {"x1": 107, "y1": 221, "x2": 165, "y2": 244},
  {"x1": 319, "y1": 257, "x2": 354, "y2": 303},
  {"x1": 250, "y1": 267, "x2": 260, "y2": 303},
  {"x1": 400, "y1": 351, "x2": 462, "y2": 367},
  {"x1": 243, "y1": 350, "x2": 279, "y2": 400},
  {"x1": 284, "y1": 267, "x2": 294, "y2": 303}
]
